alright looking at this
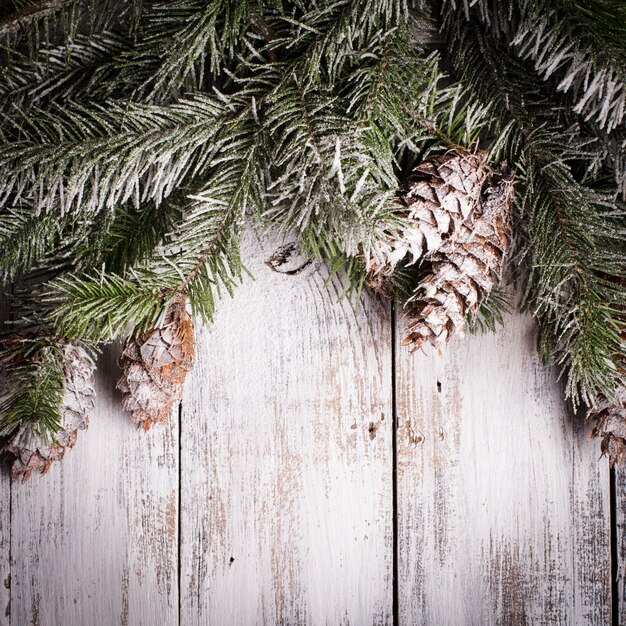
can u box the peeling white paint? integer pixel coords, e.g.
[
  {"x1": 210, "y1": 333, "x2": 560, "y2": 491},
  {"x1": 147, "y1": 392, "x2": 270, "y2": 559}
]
[
  {"x1": 0, "y1": 235, "x2": 615, "y2": 626},
  {"x1": 180, "y1": 233, "x2": 394, "y2": 626},
  {"x1": 397, "y1": 313, "x2": 611, "y2": 625}
]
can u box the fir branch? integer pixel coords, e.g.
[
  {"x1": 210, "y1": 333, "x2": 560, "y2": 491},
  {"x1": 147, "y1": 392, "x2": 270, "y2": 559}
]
[
  {"x1": 80, "y1": 197, "x2": 185, "y2": 275},
  {"x1": 465, "y1": 288, "x2": 511, "y2": 335},
  {"x1": 444, "y1": 0, "x2": 626, "y2": 132},
  {"x1": 260, "y1": 19, "x2": 493, "y2": 269},
  {"x1": 275, "y1": 0, "x2": 410, "y2": 87},
  {"x1": 510, "y1": 0, "x2": 626, "y2": 132},
  {"x1": 0, "y1": 205, "x2": 68, "y2": 283},
  {"x1": 156, "y1": 108, "x2": 265, "y2": 320},
  {"x1": 0, "y1": 336, "x2": 66, "y2": 438},
  {"x1": 45, "y1": 271, "x2": 165, "y2": 342},
  {"x1": 0, "y1": 0, "x2": 76, "y2": 38},
  {"x1": 0, "y1": 31, "x2": 132, "y2": 107},
  {"x1": 42, "y1": 105, "x2": 265, "y2": 340},
  {"x1": 124, "y1": 0, "x2": 254, "y2": 100},
  {"x1": 43, "y1": 191, "x2": 242, "y2": 341},
  {"x1": 0, "y1": 1, "x2": 255, "y2": 106},
  {"x1": 262, "y1": 69, "x2": 396, "y2": 255},
  {"x1": 599, "y1": 128, "x2": 626, "y2": 198},
  {"x1": 342, "y1": 26, "x2": 443, "y2": 149},
  {"x1": 444, "y1": 12, "x2": 626, "y2": 406},
  {"x1": 0, "y1": 94, "x2": 237, "y2": 216}
]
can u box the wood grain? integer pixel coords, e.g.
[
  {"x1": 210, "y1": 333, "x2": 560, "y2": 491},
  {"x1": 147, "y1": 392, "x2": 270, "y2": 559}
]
[
  {"x1": 615, "y1": 466, "x2": 626, "y2": 624},
  {"x1": 180, "y1": 234, "x2": 394, "y2": 625},
  {"x1": 8, "y1": 345, "x2": 179, "y2": 626},
  {"x1": 0, "y1": 293, "x2": 10, "y2": 626},
  {"x1": 0, "y1": 465, "x2": 9, "y2": 626},
  {"x1": 395, "y1": 312, "x2": 611, "y2": 625},
  {"x1": 1, "y1": 243, "x2": 618, "y2": 624}
]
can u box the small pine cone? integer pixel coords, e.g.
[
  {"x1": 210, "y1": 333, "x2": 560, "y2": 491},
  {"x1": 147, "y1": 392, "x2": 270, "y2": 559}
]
[
  {"x1": 117, "y1": 297, "x2": 195, "y2": 429},
  {"x1": 403, "y1": 161, "x2": 514, "y2": 351},
  {"x1": 4, "y1": 345, "x2": 96, "y2": 481},
  {"x1": 589, "y1": 384, "x2": 626, "y2": 466},
  {"x1": 366, "y1": 149, "x2": 492, "y2": 289}
]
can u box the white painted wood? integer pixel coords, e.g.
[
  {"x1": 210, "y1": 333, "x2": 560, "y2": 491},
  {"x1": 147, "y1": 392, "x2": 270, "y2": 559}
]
[
  {"x1": 396, "y1": 312, "x2": 611, "y2": 625},
  {"x1": 0, "y1": 467, "x2": 9, "y2": 626},
  {"x1": 3, "y1": 245, "x2": 617, "y2": 625},
  {"x1": 180, "y1": 234, "x2": 394, "y2": 626},
  {"x1": 0, "y1": 294, "x2": 11, "y2": 626},
  {"x1": 9, "y1": 345, "x2": 179, "y2": 626},
  {"x1": 615, "y1": 466, "x2": 626, "y2": 624}
]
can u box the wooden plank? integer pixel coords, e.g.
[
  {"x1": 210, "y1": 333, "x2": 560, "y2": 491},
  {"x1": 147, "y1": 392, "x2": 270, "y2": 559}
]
[
  {"x1": 396, "y1": 312, "x2": 611, "y2": 625},
  {"x1": 615, "y1": 466, "x2": 626, "y2": 624},
  {"x1": 0, "y1": 293, "x2": 11, "y2": 625},
  {"x1": 0, "y1": 450, "x2": 9, "y2": 626},
  {"x1": 180, "y1": 235, "x2": 393, "y2": 625},
  {"x1": 9, "y1": 345, "x2": 179, "y2": 626}
]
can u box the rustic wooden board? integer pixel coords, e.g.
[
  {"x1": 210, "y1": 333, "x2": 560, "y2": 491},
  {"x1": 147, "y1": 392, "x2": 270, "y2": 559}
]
[
  {"x1": 615, "y1": 466, "x2": 626, "y2": 624},
  {"x1": 8, "y1": 345, "x2": 179, "y2": 626},
  {"x1": 2, "y1": 244, "x2": 618, "y2": 624},
  {"x1": 0, "y1": 467, "x2": 11, "y2": 626},
  {"x1": 0, "y1": 293, "x2": 10, "y2": 626},
  {"x1": 180, "y1": 235, "x2": 394, "y2": 626},
  {"x1": 395, "y1": 311, "x2": 612, "y2": 625},
  {"x1": 0, "y1": 455, "x2": 9, "y2": 626}
]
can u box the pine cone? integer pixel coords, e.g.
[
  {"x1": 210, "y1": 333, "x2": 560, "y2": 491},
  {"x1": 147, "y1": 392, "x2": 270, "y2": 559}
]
[
  {"x1": 403, "y1": 159, "x2": 514, "y2": 351},
  {"x1": 117, "y1": 297, "x2": 195, "y2": 429},
  {"x1": 588, "y1": 384, "x2": 626, "y2": 466},
  {"x1": 366, "y1": 149, "x2": 492, "y2": 289},
  {"x1": 3, "y1": 344, "x2": 96, "y2": 481}
]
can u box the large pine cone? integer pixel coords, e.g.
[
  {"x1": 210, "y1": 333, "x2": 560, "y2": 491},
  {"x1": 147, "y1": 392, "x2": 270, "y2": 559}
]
[
  {"x1": 403, "y1": 159, "x2": 514, "y2": 351},
  {"x1": 117, "y1": 297, "x2": 195, "y2": 429},
  {"x1": 366, "y1": 149, "x2": 492, "y2": 286},
  {"x1": 3, "y1": 344, "x2": 96, "y2": 481}
]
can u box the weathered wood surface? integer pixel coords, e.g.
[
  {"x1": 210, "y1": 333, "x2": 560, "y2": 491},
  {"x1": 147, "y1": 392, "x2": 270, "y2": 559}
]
[
  {"x1": 7, "y1": 346, "x2": 179, "y2": 626},
  {"x1": 0, "y1": 294, "x2": 10, "y2": 626},
  {"x1": 0, "y1": 239, "x2": 619, "y2": 625},
  {"x1": 0, "y1": 456, "x2": 9, "y2": 626},
  {"x1": 616, "y1": 466, "x2": 626, "y2": 625},
  {"x1": 180, "y1": 236, "x2": 394, "y2": 625},
  {"x1": 396, "y1": 312, "x2": 612, "y2": 625}
]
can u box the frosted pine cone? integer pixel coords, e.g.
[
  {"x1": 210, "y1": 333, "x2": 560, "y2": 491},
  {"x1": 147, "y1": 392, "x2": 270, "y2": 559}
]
[
  {"x1": 117, "y1": 296, "x2": 195, "y2": 429},
  {"x1": 366, "y1": 149, "x2": 492, "y2": 289},
  {"x1": 3, "y1": 344, "x2": 96, "y2": 481},
  {"x1": 589, "y1": 383, "x2": 626, "y2": 466},
  {"x1": 403, "y1": 161, "x2": 514, "y2": 351}
]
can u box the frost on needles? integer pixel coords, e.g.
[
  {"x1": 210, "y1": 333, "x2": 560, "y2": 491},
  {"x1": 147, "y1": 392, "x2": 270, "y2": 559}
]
[{"x1": 0, "y1": 0, "x2": 624, "y2": 477}]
